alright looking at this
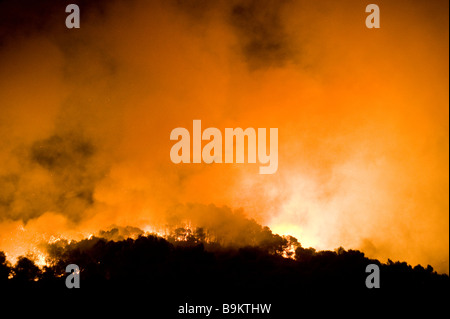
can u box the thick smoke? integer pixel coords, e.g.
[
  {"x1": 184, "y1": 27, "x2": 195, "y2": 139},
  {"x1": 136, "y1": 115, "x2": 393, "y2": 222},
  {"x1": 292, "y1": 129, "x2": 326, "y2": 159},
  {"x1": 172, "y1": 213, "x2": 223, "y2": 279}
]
[
  {"x1": 0, "y1": 0, "x2": 448, "y2": 274},
  {"x1": 1, "y1": 131, "x2": 101, "y2": 223},
  {"x1": 229, "y1": 0, "x2": 297, "y2": 68}
]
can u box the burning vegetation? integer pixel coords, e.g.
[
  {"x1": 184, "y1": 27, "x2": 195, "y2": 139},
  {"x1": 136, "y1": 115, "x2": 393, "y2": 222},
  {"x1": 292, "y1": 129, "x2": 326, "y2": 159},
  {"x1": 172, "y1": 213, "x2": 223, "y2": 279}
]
[{"x1": 0, "y1": 224, "x2": 448, "y2": 293}]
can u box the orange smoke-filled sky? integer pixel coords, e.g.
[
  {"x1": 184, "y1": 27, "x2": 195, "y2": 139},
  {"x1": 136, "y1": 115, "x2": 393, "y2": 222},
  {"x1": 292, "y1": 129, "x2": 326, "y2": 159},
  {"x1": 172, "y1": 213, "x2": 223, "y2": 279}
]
[{"x1": 0, "y1": 0, "x2": 448, "y2": 273}]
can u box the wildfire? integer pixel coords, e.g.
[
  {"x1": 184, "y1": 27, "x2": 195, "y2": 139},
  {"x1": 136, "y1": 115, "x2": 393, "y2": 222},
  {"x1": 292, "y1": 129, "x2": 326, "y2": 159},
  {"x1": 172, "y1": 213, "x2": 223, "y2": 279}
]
[
  {"x1": 142, "y1": 225, "x2": 168, "y2": 239},
  {"x1": 281, "y1": 243, "x2": 297, "y2": 259},
  {"x1": 0, "y1": 216, "x2": 302, "y2": 275},
  {"x1": 0, "y1": 220, "x2": 88, "y2": 269}
]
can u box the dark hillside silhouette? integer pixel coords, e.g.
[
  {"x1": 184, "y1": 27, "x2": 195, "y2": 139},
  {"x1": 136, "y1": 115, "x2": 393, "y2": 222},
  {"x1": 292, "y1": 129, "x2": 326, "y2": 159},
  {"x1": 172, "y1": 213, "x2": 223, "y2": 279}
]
[{"x1": 0, "y1": 228, "x2": 448, "y2": 317}]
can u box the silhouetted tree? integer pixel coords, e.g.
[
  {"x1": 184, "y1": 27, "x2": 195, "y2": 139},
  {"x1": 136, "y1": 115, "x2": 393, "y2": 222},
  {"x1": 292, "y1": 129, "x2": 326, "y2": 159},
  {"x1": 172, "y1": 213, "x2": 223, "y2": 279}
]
[
  {"x1": 295, "y1": 246, "x2": 316, "y2": 263},
  {"x1": 0, "y1": 251, "x2": 11, "y2": 281},
  {"x1": 13, "y1": 256, "x2": 41, "y2": 282}
]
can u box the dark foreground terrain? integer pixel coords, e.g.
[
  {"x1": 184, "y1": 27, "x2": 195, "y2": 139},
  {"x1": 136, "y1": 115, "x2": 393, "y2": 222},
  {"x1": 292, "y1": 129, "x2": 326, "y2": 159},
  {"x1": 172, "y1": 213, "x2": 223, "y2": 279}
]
[{"x1": 1, "y1": 230, "x2": 448, "y2": 317}]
